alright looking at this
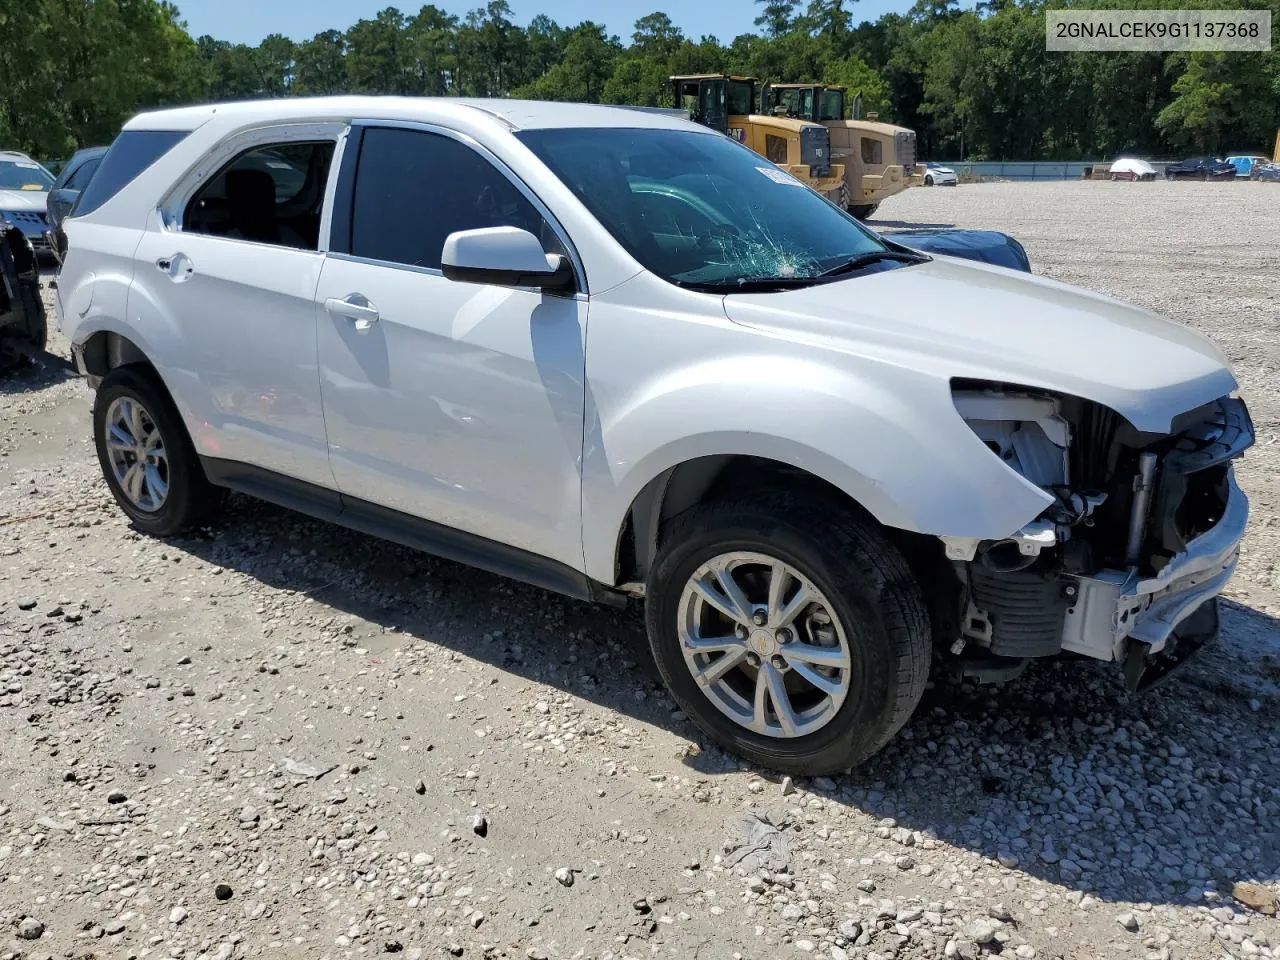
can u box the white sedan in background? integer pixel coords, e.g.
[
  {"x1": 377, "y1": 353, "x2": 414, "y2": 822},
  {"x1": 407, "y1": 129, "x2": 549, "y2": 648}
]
[
  {"x1": 1109, "y1": 157, "x2": 1158, "y2": 181},
  {"x1": 923, "y1": 162, "x2": 958, "y2": 186}
]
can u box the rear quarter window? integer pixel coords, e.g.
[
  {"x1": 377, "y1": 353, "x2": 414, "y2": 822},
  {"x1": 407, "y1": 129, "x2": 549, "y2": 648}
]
[{"x1": 74, "y1": 130, "x2": 188, "y2": 217}]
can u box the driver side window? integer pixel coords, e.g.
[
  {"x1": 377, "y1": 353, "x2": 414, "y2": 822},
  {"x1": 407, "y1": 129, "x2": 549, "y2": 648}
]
[{"x1": 349, "y1": 127, "x2": 552, "y2": 271}]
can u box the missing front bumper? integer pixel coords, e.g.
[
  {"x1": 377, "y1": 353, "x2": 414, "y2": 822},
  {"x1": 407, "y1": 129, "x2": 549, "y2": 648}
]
[
  {"x1": 1123, "y1": 595, "x2": 1220, "y2": 692},
  {"x1": 1062, "y1": 469, "x2": 1248, "y2": 662}
]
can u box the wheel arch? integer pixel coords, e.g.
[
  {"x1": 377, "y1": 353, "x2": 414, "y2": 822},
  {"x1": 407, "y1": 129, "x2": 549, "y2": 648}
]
[
  {"x1": 604, "y1": 442, "x2": 914, "y2": 589},
  {"x1": 79, "y1": 329, "x2": 152, "y2": 378},
  {"x1": 76, "y1": 328, "x2": 195, "y2": 448}
]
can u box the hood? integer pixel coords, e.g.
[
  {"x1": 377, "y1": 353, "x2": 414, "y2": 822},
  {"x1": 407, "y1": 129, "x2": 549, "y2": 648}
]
[
  {"x1": 0, "y1": 189, "x2": 49, "y2": 213},
  {"x1": 722, "y1": 256, "x2": 1235, "y2": 433},
  {"x1": 929, "y1": 166, "x2": 955, "y2": 174}
]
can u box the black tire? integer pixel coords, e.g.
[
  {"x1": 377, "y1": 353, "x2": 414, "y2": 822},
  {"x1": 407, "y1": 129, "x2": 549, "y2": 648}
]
[
  {"x1": 848, "y1": 203, "x2": 879, "y2": 220},
  {"x1": 93, "y1": 365, "x2": 226, "y2": 536},
  {"x1": 924, "y1": 175, "x2": 934, "y2": 186},
  {"x1": 644, "y1": 493, "x2": 930, "y2": 774},
  {"x1": 19, "y1": 281, "x2": 46, "y2": 352}
]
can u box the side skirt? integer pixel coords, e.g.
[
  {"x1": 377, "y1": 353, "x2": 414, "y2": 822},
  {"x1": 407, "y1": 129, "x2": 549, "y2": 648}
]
[{"x1": 200, "y1": 457, "x2": 610, "y2": 604}]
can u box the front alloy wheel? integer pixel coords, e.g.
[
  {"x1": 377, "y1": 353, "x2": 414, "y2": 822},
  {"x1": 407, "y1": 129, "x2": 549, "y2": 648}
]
[
  {"x1": 678, "y1": 552, "x2": 852, "y2": 738},
  {"x1": 645, "y1": 494, "x2": 931, "y2": 774}
]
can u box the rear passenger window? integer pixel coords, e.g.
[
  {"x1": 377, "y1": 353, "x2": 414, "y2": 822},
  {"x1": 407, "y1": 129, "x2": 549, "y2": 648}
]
[
  {"x1": 183, "y1": 141, "x2": 335, "y2": 250},
  {"x1": 74, "y1": 130, "x2": 187, "y2": 217},
  {"x1": 349, "y1": 127, "x2": 549, "y2": 270},
  {"x1": 64, "y1": 158, "x2": 101, "y2": 191}
]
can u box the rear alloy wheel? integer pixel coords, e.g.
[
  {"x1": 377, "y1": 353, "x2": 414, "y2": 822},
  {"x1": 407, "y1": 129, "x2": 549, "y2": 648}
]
[
  {"x1": 645, "y1": 494, "x2": 930, "y2": 774},
  {"x1": 104, "y1": 395, "x2": 170, "y2": 513},
  {"x1": 93, "y1": 365, "x2": 226, "y2": 536}
]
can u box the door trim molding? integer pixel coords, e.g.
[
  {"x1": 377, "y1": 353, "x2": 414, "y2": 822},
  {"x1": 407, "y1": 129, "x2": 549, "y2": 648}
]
[{"x1": 200, "y1": 457, "x2": 610, "y2": 604}]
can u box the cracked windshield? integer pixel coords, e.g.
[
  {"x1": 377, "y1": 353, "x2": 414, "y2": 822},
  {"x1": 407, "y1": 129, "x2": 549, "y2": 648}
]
[{"x1": 517, "y1": 127, "x2": 896, "y2": 291}]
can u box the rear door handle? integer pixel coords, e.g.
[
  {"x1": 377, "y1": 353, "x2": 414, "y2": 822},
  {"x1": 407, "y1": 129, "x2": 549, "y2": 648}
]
[{"x1": 325, "y1": 295, "x2": 380, "y2": 332}]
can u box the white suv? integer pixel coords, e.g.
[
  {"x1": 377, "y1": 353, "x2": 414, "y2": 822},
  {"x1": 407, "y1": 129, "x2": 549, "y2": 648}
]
[{"x1": 57, "y1": 98, "x2": 1252, "y2": 773}]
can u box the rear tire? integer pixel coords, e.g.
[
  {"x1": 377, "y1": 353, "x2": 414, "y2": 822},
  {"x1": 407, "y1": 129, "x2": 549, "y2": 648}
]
[
  {"x1": 848, "y1": 203, "x2": 879, "y2": 220},
  {"x1": 93, "y1": 365, "x2": 226, "y2": 537},
  {"x1": 644, "y1": 493, "x2": 930, "y2": 774}
]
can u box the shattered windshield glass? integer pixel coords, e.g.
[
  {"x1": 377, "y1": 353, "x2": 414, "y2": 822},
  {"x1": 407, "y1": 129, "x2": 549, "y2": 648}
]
[{"x1": 517, "y1": 127, "x2": 892, "y2": 290}]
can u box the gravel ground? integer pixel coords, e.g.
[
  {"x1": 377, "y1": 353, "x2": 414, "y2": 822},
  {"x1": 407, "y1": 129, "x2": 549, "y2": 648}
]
[{"x1": 1, "y1": 179, "x2": 1278, "y2": 960}]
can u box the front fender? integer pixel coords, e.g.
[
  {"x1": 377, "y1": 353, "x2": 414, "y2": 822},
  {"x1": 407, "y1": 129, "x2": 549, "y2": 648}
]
[{"x1": 579, "y1": 311, "x2": 1053, "y2": 583}]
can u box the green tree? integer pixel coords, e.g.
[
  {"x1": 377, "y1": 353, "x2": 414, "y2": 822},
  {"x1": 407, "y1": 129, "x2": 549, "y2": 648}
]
[
  {"x1": 515, "y1": 22, "x2": 620, "y2": 102},
  {"x1": 1157, "y1": 51, "x2": 1278, "y2": 155},
  {"x1": 294, "y1": 30, "x2": 348, "y2": 96},
  {"x1": 345, "y1": 7, "x2": 408, "y2": 94},
  {"x1": 754, "y1": 0, "x2": 799, "y2": 38},
  {"x1": 632, "y1": 12, "x2": 683, "y2": 56},
  {"x1": 804, "y1": 0, "x2": 852, "y2": 40},
  {"x1": 403, "y1": 4, "x2": 457, "y2": 94},
  {"x1": 256, "y1": 33, "x2": 296, "y2": 96}
]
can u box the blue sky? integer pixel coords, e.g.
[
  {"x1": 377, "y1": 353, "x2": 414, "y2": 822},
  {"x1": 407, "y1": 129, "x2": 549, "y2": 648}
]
[{"x1": 176, "y1": 0, "x2": 914, "y2": 46}]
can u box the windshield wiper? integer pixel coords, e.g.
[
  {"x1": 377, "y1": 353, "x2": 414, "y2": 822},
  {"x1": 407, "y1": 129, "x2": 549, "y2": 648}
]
[
  {"x1": 674, "y1": 276, "x2": 825, "y2": 294},
  {"x1": 818, "y1": 249, "x2": 931, "y2": 278}
]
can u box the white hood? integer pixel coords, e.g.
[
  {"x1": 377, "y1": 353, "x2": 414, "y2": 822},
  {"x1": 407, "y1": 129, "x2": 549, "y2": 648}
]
[
  {"x1": 723, "y1": 256, "x2": 1235, "y2": 433},
  {"x1": 0, "y1": 188, "x2": 49, "y2": 213}
]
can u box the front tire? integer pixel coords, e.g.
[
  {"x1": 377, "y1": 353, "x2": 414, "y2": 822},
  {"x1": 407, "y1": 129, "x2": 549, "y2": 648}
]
[
  {"x1": 93, "y1": 365, "x2": 225, "y2": 536},
  {"x1": 644, "y1": 494, "x2": 930, "y2": 774},
  {"x1": 924, "y1": 175, "x2": 934, "y2": 186}
]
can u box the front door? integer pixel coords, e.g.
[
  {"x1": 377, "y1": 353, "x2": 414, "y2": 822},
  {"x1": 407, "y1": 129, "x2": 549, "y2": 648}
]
[{"x1": 315, "y1": 125, "x2": 587, "y2": 570}]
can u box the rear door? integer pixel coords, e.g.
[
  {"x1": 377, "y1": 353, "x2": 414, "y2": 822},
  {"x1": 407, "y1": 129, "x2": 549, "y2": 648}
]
[{"x1": 130, "y1": 125, "x2": 342, "y2": 487}]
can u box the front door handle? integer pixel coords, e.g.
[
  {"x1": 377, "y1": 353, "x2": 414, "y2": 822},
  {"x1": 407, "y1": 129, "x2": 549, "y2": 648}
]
[{"x1": 325, "y1": 295, "x2": 380, "y2": 332}]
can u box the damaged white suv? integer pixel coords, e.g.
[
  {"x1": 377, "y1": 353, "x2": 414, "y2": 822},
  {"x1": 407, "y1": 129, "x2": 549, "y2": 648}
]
[{"x1": 57, "y1": 98, "x2": 1252, "y2": 774}]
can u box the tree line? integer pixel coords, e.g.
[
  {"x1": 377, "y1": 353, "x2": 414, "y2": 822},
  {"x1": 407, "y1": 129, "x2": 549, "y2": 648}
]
[{"x1": 1, "y1": 0, "x2": 1276, "y2": 162}]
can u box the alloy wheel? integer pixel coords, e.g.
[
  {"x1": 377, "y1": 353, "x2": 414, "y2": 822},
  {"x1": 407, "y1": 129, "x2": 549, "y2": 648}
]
[
  {"x1": 104, "y1": 396, "x2": 169, "y2": 512},
  {"x1": 676, "y1": 551, "x2": 853, "y2": 738}
]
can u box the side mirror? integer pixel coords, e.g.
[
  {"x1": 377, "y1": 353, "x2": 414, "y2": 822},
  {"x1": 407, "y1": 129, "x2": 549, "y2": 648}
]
[
  {"x1": 441, "y1": 226, "x2": 574, "y2": 292},
  {"x1": 47, "y1": 187, "x2": 79, "y2": 228}
]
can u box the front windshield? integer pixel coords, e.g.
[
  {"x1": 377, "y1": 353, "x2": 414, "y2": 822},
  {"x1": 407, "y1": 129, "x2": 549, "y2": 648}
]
[
  {"x1": 0, "y1": 159, "x2": 53, "y2": 191},
  {"x1": 818, "y1": 90, "x2": 844, "y2": 121},
  {"x1": 517, "y1": 127, "x2": 889, "y2": 288}
]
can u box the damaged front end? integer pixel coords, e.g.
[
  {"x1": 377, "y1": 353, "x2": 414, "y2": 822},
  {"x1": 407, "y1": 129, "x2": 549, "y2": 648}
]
[
  {"x1": 940, "y1": 381, "x2": 1253, "y2": 691},
  {"x1": 0, "y1": 216, "x2": 47, "y2": 364}
]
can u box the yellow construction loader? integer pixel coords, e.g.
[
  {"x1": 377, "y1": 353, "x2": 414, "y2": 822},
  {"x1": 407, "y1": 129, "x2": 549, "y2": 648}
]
[
  {"x1": 670, "y1": 74, "x2": 848, "y2": 206},
  {"x1": 759, "y1": 82, "x2": 926, "y2": 219}
]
